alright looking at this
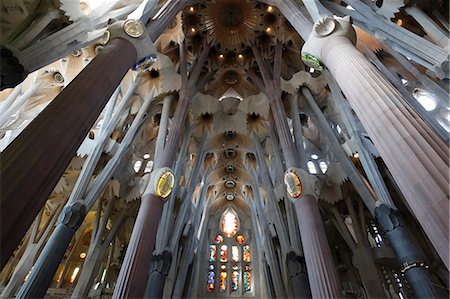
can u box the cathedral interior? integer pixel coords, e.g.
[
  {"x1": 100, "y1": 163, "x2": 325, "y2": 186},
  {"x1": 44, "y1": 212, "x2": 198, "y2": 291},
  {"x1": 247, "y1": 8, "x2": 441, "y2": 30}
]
[{"x1": 0, "y1": 0, "x2": 449, "y2": 298}]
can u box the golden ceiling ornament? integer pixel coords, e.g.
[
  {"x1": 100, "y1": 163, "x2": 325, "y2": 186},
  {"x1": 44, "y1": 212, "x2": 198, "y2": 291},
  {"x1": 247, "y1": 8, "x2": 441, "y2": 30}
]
[{"x1": 203, "y1": 0, "x2": 258, "y2": 50}]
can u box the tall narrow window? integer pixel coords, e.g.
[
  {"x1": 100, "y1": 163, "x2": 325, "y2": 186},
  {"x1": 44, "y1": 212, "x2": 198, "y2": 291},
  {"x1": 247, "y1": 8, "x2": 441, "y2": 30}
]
[
  {"x1": 244, "y1": 271, "x2": 251, "y2": 292},
  {"x1": 243, "y1": 245, "x2": 251, "y2": 262},
  {"x1": 219, "y1": 271, "x2": 227, "y2": 292},
  {"x1": 231, "y1": 270, "x2": 239, "y2": 291},
  {"x1": 220, "y1": 245, "x2": 228, "y2": 262},
  {"x1": 209, "y1": 245, "x2": 216, "y2": 262},
  {"x1": 207, "y1": 267, "x2": 215, "y2": 293},
  {"x1": 232, "y1": 245, "x2": 239, "y2": 262}
]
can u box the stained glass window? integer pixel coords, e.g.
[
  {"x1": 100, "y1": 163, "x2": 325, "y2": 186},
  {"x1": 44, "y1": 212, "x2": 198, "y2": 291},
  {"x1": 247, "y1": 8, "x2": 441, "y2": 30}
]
[
  {"x1": 215, "y1": 234, "x2": 224, "y2": 244},
  {"x1": 207, "y1": 209, "x2": 254, "y2": 295},
  {"x1": 232, "y1": 245, "x2": 239, "y2": 262},
  {"x1": 232, "y1": 271, "x2": 239, "y2": 291},
  {"x1": 220, "y1": 245, "x2": 227, "y2": 262},
  {"x1": 209, "y1": 245, "x2": 216, "y2": 262},
  {"x1": 236, "y1": 235, "x2": 245, "y2": 244},
  {"x1": 219, "y1": 271, "x2": 227, "y2": 292},
  {"x1": 220, "y1": 208, "x2": 239, "y2": 238},
  {"x1": 243, "y1": 245, "x2": 251, "y2": 262},
  {"x1": 244, "y1": 271, "x2": 251, "y2": 292},
  {"x1": 207, "y1": 271, "x2": 215, "y2": 292}
]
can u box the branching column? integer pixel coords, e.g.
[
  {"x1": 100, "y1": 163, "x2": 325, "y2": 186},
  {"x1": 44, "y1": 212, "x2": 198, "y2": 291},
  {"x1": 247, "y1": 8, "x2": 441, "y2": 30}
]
[
  {"x1": 302, "y1": 16, "x2": 449, "y2": 270},
  {"x1": 252, "y1": 43, "x2": 341, "y2": 298},
  {"x1": 112, "y1": 43, "x2": 211, "y2": 299}
]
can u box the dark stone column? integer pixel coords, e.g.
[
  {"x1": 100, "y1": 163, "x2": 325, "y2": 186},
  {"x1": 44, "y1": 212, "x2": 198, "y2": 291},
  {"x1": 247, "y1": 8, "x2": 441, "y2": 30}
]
[
  {"x1": 375, "y1": 204, "x2": 438, "y2": 298},
  {"x1": 144, "y1": 251, "x2": 172, "y2": 298},
  {"x1": 0, "y1": 38, "x2": 136, "y2": 268},
  {"x1": 15, "y1": 202, "x2": 86, "y2": 299},
  {"x1": 287, "y1": 252, "x2": 312, "y2": 298}
]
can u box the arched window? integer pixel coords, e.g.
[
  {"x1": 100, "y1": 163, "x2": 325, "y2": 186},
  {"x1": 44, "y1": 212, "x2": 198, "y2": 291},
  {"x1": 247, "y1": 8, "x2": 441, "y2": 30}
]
[
  {"x1": 307, "y1": 161, "x2": 317, "y2": 174},
  {"x1": 206, "y1": 208, "x2": 253, "y2": 295},
  {"x1": 319, "y1": 161, "x2": 328, "y2": 174}
]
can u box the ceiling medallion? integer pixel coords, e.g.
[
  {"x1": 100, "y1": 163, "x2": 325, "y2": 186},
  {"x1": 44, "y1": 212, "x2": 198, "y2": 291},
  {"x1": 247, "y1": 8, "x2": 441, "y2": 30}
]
[
  {"x1": 225, "y1": 180, "x2": 236, "y2": 188},
  {"x1": 226, "y1": 193, "x2": 235, "y2": 201},
  {"x1": 204, "y1": 0, "x2": 258, "y2": 49},
  {"x1": 284, "y1": 171, "x2": 302, "y2": 199},
  {"x1": 123, "y1": 19, "x2": 144, "y2": 38}
]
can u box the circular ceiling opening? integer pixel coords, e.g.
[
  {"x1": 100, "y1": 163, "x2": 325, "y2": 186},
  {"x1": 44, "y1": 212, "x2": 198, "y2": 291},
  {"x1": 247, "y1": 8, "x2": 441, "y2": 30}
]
[
  {"x1": 225, "y1": 180, "x2": 236, "y2": 188},
  {"x1": 225, "y1": 148, "x2": 237, "y2": 158},
  {"x1": 226, "y1": 165, "x2": 235, "y2": 173}
]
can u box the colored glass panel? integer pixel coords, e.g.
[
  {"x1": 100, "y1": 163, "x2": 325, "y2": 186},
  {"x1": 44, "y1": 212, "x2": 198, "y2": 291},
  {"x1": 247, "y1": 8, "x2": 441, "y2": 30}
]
[
  {"x1": 215, "y1": 234, "x2": 224, "y2": 244},
  {"x1": 220, "y1": 264, "x2": 227, "y2": 270},
  {"x1": 220, "y1": 245, "x2": 227, "y2": 262},
  {"x1": 209, "y1": 264, "x2": 214, "y2": 270},
  {"x1": 232, "y1": 265, "x2": 238, "y2": 270},
  {"x1": 244, "y1": 271, "x2": 251, "y2": 292},
  {"x1": 236, "y1": 235, "x2": 245, "y2": 244},
  {"x1": 243, "y1": 245, "x2": 251, "y2": 262},
  {"x1": 207, "y1": 271, "x2": 215, "y2": 293},
  {"x1": 209, "y1": 245, "x2": 216, "y2": 262},
  {"x1": 220, "y1": 208, "x2": 239, "y2": 238},
  {"x1": 232, "y1": 245, "x2": 239, "y2": 262},
  {"x1": 220, "y1": 271, "x2": 227, "y2": 292},
  {"x1": 232, "y1": 271, "x2": 239, "y2": 291}
]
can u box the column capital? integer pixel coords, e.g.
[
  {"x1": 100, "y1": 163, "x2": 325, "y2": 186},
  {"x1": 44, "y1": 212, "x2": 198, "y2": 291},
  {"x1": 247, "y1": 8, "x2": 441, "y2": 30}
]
[
  {"x1": 286, "y1": 251, "x2": 308, "y2": 277},
  {"x1": 105, "y1": 19, "x2": 158, "y2": 70},
  {"x1": 149, "y1": 250, "x2": 172, "y2": 276},
  {"x1": 58, "y1": 202, "x2": 87, "y2": 231},
  {"x1": 301, "y1": 15, "x2": 356, "y2": 70}
]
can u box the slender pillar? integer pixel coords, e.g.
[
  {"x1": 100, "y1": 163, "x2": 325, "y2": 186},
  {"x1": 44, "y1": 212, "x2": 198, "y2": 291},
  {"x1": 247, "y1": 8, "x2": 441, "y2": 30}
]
[
  {"x1": 0, "y1": 38, "x2": 136, "y2": 268},
  {"x1": 302, "y1": 15, "x2": 449, "y2": 269},
  {"x1": 16, "y1": 202, "x2": 86, "y2": 298},
  {"x1": 154, "y1": 95, "x2": 173, "y2": 166},
  {"x1": 375, "y1": 204, "x2": 439, "y2": 298},
  {"x1": 405, "y1": 6, "x2": 449, "y2": 48}
]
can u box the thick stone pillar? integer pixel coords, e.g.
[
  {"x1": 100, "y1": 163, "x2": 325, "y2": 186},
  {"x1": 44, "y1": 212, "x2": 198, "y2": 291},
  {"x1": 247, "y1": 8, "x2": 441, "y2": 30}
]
[
  {"x1": 0, "y1": 37, "x2": 136, "y2": 268},
  {"x1": 294, "y1": 193, "x2": 342, "y2": 298},
  {"x1": 302, "y1": 16, "x2": 449, "y2": 270},
  {"x1": 375, "y1": 204, "x2": 438, "y2": 298},
  {"x1": 144, "y1": 251, "x2": 172, "y2": 298}
]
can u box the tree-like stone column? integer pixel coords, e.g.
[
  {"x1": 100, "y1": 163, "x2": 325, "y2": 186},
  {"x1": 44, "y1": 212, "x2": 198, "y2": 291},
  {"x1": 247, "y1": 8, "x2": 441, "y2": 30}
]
[
  {"x1": 252, "y1": 42, "x2": 341, "y2": 298},
  {"x1": 301, "y1": 15, "x2": 449, "y2": 270},
  {"x1": 112, "y1": 43, "x2": 212, "y2": 299},
  {"x1": 0, "y1": 37, "x2": 136, "y2": 268}
]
